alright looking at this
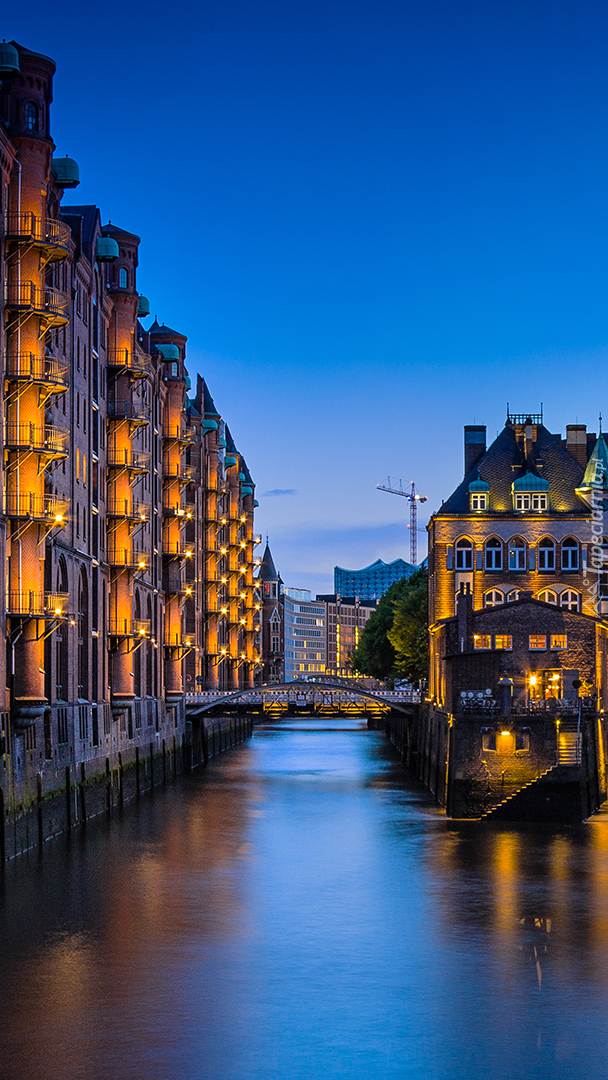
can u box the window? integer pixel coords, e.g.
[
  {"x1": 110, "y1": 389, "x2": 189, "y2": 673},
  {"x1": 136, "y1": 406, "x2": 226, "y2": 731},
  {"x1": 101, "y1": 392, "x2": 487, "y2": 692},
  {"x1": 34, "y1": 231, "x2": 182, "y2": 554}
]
[
  {"x1": 538, "y1": 590, "x2": 557, "y2": 605},
  {"x1": 506, "y1": 590, "x2": 520, "y2": 602},
  {"x1": 516, "y1": 731, "x2": 530, "y2": 752},
  {"x1": 482, "y1": 731, "x2": 497, "y2": 751},
  {"x1": 551, "y1": 634, "x2": 567, "y2": 649},
  {"x1": 561, "y1": 538, "x2": 579, "y2": 570},
  {"x1": 484, "y1": 589, "x2": 504, "y2": 607},
  {"x1": 495, "y1": 635, "x2": 512, "y2": 650},
  {"x1": 471, "y1": 493, "x2": 487, "y2": 510},
  {"x1": 529, "y1": 635, "x2": 547, "y2": 650},
  {"x1": 25, "y1": 102, "x2": 38, "y2": 132},
  {"x1": 515, "y1": 492, "x2": 548, "y2": 511},
  {"x1": 119, "y1": 267, "x2": 128, "y2": 288},
  {"x1": 455, "y1": 538, "x2": 473, "y2": 570},
  {"x1": 538, "y1": 538, "x2": 555, "y2": 571},
  {"x1": 271, "y1": 635, "x2": 280, "y2": 653},
  {"x1": 171, "y1": 361, "x2": 178, "y2": 377},
  {"x1": 508, "y1": 539, "x2": 526, "y2": 571},
  {"x1": 485, "y1": 538, "x2": 502, "y2": 571},
  {"x1": 560, "y1": 590, "x2": 580, "y2": 612},
  {"x1": 474, "y1": 635, "x2": 492, "y2": 650}
]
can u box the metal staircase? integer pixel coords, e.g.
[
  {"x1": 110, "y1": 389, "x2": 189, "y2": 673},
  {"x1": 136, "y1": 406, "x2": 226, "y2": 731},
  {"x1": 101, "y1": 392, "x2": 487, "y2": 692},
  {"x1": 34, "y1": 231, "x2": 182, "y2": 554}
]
[{"x1": 480, "y1": 765, "x2": 559, "y2": 819}]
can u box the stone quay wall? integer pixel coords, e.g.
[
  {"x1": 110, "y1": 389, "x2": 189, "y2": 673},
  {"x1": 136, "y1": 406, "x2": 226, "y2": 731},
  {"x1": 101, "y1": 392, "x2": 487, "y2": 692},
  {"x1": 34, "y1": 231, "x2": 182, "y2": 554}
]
[{"x1": 1, "y1": 714, "x2": 254, "y2": 861}]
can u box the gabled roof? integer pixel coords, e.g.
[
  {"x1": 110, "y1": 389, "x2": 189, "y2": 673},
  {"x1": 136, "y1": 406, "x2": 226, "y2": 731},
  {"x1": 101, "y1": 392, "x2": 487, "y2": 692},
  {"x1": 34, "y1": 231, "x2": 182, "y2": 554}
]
[
  {"x1": 437, "y1": 423, "x2": 586, "y2": 516},
  {"x1": 60, "y1": 204, "x2": 101, "y2": 247},
  {"x1": 225, "y1": 427, "x2": 238, "y2": 454}
]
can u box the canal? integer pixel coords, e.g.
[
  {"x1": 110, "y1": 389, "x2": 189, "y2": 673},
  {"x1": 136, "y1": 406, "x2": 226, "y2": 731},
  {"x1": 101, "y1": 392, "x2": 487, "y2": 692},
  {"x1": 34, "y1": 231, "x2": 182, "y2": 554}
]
[{"x1": 1, "y1": 717, "x2": 608, "y2": 1079}]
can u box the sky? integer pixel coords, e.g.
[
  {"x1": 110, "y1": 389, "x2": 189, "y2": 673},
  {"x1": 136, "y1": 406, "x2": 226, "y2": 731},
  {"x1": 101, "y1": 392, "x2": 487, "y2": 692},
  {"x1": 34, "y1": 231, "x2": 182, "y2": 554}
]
[{"x1": 6, "y1": 0, "x2": 608, "y2": 592}]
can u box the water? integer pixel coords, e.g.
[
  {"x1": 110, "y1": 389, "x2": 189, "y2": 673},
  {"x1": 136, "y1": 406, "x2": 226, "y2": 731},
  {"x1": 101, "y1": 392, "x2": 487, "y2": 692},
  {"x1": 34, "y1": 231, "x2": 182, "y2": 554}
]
[{"x1": 1, "y1": 719, "x2": 608, "y2": 1079}]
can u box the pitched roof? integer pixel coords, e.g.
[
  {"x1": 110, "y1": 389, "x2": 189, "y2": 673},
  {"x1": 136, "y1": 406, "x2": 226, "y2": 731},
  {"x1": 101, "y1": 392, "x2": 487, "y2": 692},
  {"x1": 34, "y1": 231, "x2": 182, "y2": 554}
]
[
  {"x1": 60, "y1": 204, "x2": 101, "y2": 247},
  {"x1": 437, "y1": 423, "x2": 586, "y2": 516},
  {"x1": 258, "y1": 543, "x2": 279, "y2": 581},
  {"x1": 203, "y1": 380, "x2": 220, "y2": 417},
  {"x1": 581, "y1": 434, "x2": 608, "y2": 489}
]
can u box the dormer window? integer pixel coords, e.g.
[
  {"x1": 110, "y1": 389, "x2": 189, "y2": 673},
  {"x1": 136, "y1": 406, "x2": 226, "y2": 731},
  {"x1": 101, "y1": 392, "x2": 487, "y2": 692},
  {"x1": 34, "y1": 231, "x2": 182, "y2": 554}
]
[
  {"x1": 25, "y1": 102, "x2": 38, "y2": 132},
  {"x1": 512, "y1": 471, "x2": 549, "y2": 511},
  {"x1": 468, "y1": 474, "x2": 489, "y2": 511}
]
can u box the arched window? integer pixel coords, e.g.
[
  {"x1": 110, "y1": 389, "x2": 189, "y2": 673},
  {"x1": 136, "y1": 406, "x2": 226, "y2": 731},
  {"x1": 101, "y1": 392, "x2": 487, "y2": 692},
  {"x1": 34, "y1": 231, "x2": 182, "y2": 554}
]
[
  {"x1": 146, "y1": 596, "x2": 153, "y2": 698},
  {"x1": 455, "y1": 538, "x2": 473, "y2": 570},
  {"x1": 485, "y1": 538, "x2": 502, "y2": 571},
  {"x1": 56, "y1": 558, "x2": 69, "y2": 701},
  {"x1": 506, "y1": 590, "x2": 520, "y2": 603},
  {"x1": 119, "y1": 267, "x2": 128, "y2": 289},
  {"x1": 538, "y1": 589, "x2": 557, "y2": 605},
  {"x1": 25, "y1": 102, "x2": 38, "y2": 132},
  {"x1": 538, "y1": 537, "x2": 556, "y2": 571},
  {"x1": 78, "y1": 567, "x2": 89, "y2": 700},
  {"x1": 560, "y1": 590, "x2": 580, "y2": 612},
  {"x1": 133, "y1": 592, "x2": 142, "y2": 698},
  {"x1": 508, "y1": 538, "x2": 526, "y2": 571},
  {"x1": 484, "y1": 589, "x2": 504, "y2": 607},
  {"x1": 561, "y1": 537, "x2": 579, "y2": 571}
]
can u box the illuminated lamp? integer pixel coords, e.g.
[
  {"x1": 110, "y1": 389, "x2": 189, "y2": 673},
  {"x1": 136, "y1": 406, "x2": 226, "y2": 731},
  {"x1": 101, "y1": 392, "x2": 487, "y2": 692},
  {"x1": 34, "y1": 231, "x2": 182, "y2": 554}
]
[{"x1": 529, "y1": 676, "x2": 537, "y2": 686}]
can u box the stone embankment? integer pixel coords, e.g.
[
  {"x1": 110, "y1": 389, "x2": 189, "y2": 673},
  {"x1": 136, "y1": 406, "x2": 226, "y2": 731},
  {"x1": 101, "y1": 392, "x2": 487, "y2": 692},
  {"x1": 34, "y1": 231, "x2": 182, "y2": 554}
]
[{"x1": 2, "y1": 715, "x2": 254, "y2": 861}]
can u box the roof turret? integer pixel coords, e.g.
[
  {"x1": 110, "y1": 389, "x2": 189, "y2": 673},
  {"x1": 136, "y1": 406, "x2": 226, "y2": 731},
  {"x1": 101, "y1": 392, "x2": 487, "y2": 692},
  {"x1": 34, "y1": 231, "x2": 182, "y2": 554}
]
[
  {"x1": 576, "y1": 434, "x2": 608, "y2": 508},
  {"x1": 258, "y1": 543, "x2": 279, "y2": 581}
]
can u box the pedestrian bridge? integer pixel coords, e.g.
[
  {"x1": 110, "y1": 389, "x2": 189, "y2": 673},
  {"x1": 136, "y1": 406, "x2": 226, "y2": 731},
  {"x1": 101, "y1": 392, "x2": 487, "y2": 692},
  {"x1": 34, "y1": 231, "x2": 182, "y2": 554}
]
[{"x1": 186, "y1": 677, "x2": 419, "y2": 718}]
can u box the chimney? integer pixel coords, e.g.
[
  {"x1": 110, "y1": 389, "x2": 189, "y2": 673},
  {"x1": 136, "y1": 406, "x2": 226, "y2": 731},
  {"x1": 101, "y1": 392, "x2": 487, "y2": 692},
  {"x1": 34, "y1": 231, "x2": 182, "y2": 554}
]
[
  {"x1": 456, "y1": 583, "x2": 473, "y2": 652},
  {"x1": 566, "y1": 424, "x2": 588, "y2": 468},
  {"x1": 525, "y1": 422, "x2": 534, "y2": 465},
  {"x1": 464, "y1": 425, "x2": 486, "y2": 476}
]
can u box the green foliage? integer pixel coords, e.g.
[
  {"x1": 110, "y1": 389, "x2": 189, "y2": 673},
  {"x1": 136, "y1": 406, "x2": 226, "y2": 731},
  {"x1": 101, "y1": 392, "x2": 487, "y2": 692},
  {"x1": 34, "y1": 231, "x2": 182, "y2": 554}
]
[
  {"x1": 387, "y1": 568, "x2": 429, "y2": 685},
  {"x1": 351, "y1": 570, "x2": 428, "y2": 682}
]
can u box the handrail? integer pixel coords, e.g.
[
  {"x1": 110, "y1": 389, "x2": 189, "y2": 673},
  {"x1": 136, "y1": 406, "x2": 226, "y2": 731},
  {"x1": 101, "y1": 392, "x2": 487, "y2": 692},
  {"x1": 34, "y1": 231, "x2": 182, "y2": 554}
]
[
  {"x1": 6, "y1": 353, "x2": 69, "y2": 386},
  {"x1": 109, "y1": 618, "x2": 152, "y2": 636},
  {"x1": 106, "y1": 448, "x2": 149, "y2": 470},
  {"x1": 7, "y1": 591, "x2": 69, "y2": 616},
  {"x1": 5, "y1": 212, "x2": 71, "y2": 250},
  {"x1": 4, "y1": 423, "x2": 69, "y2": 455},
  {"x1": 106, "y1": 500, "x2": 149, "y2": 519},
  {"x1": 4, "y1": 492, "x2": 68, "y2": 522},
  {"x1": 5, "y1": 282, "x2": 70, "y2": 318},
  {"x1": 107, "y1": 546, "x2": 148, "y2": 569},
  {"x1": 107, "y1": 401, "x2": 150, "y2": 422},
  {"x1": 107, "y1": 349, "x2": 150, "y2": 373}
]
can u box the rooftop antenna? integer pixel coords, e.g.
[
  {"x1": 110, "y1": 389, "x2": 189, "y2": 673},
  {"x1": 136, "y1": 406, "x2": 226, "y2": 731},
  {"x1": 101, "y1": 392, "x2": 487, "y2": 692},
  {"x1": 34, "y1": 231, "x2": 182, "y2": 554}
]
[{"x1": 600, "y1": 413, "x2": 603, "y2": 436}]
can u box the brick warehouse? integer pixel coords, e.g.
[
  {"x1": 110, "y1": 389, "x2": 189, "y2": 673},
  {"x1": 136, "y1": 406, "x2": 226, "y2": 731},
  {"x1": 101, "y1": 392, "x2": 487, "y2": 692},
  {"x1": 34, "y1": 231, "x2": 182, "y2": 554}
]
[
  {"x1": 414, "y1": 409, "x2": 608, "y2": 820},
  {"x1": 0, "y1": 40, "x2": 262, "y2": 855}
]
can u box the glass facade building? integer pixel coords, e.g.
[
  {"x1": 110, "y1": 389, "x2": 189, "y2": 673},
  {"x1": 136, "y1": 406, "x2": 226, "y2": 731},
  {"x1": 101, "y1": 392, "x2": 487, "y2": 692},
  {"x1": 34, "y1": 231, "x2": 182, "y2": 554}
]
[{"x1": 334, "y1": 558, "x2": 416, "y2": 600}]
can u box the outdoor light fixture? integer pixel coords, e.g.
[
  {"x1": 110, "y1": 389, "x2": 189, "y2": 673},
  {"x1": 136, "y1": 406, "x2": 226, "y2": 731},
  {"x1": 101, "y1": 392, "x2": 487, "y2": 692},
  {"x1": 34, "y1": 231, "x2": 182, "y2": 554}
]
[
  {"x1": 529, "y1": 676, "x2": 537, "y2": 686},
  {"x1": 54, "y1": 607, "x2": 62, "y2": 616},
  {"x1": 54, "y1": 513, "x2": 64, "y2": 523}
]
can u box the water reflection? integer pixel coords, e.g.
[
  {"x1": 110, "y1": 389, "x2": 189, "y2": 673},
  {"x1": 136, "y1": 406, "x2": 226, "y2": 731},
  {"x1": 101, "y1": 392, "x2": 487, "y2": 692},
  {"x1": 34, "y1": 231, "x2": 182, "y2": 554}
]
[{"x1": 0, "y1": 719, "x2": 608, "y2": 1078}]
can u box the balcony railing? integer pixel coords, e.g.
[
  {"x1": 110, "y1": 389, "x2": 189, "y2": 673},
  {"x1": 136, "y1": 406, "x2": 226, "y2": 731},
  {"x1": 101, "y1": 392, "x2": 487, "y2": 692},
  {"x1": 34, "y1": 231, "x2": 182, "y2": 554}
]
[
  {"x1": 106, "y1": 499, "x2": 149, "y2": 521},
  {"x1": 107, "y1": 349, "x2": 150, "y2": 376},
  {"x1": 109, "y1": 618, "x2": 152, "y2": 637},
  {"x1": 162, "y1": 423, "x2": 196, "y2": 444},
  {"x1": 7, "y1": 591, "x2": 69, "y2": 617},
  {"x1": 107, "y1": 545, "x2": 149, "y2": 570},
  {"x1": 5, "y1": 282, "x2": 69, "y2": 327},
  {"x1": 163, "y1": 463, "x2": 196, "y2": 482},
  {"x1": 4, "y1": 423, "x2": 69, "y2": 457},
  {"x1": 106, "y1": 448, "x2": 149, "y2": 471},
  {"x1": 5, "y1": 213, "x2": 71, "y2": 258},
  {"x1": 162, "y1": 501, "x2": 191, "y2": 518},
  {"x1": 107, "y1": 401, "x2": 150, "y2": 423},
  {"x1": 164, "y1": 575, "x2": 192, "y2": 595},
  {"x1": 4, "y1": 492, "x2": 68, "y2": 524},
  {"x1": 162, "y1": 540, "x2": 193, "y2": 559},
  {"x1": 6, "y1": 352, "x2": 69, "y2": 391},
  {"x1": 164, "y1": 632, "x2": 195, "y2": 649}
]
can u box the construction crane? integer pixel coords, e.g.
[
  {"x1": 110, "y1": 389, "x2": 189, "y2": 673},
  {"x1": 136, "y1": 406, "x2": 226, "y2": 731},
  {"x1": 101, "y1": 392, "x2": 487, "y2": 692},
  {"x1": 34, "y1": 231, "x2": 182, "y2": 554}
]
[{"x1": 376, "y1": 478, "x2": 428, "y2": 565}]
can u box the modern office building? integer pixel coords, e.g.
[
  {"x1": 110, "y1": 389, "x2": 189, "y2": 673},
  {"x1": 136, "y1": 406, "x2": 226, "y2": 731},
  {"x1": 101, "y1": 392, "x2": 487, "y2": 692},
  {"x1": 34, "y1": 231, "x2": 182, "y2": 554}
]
[
  {"x1": 0, "y1": 39, "x2": 259, "y2": 844},
  {"x1": 334, "y1": 558, "x2": 416, "y2": 600},
  {"x1": 316, "y1": 595, "x2": 376, "y2": 675}
]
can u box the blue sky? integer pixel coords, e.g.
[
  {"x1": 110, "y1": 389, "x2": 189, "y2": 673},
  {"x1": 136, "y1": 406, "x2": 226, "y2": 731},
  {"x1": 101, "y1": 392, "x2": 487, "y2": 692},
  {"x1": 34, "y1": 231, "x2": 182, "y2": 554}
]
[{"x1": 7, "y1": 0, "x2": 608, "y2": 592}]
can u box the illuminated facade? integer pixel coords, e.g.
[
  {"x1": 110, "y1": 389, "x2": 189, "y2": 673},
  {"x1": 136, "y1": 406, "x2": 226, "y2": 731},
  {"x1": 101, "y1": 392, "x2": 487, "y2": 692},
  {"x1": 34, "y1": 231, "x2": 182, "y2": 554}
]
[
  {"x1": 0, "y1": 41, "x2": 258, "y2": 828},
  {"x1": 428, "y1": 411, "x2": 607, "y2": 707}
]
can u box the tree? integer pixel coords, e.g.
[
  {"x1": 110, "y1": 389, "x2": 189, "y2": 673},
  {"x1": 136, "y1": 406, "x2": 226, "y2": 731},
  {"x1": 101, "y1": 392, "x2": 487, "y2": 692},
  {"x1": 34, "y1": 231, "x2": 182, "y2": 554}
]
[
  {"x1": 351, "y1": 575, "x2": 419, "y2": 680},
  {"x1": 387, "y1": 568, "x2": 428, "y2": 685}
]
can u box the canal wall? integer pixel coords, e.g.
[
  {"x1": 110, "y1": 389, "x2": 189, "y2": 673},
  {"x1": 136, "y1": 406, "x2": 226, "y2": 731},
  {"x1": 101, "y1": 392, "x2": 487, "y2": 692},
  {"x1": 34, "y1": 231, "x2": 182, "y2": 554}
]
[
  {"x1": 0, "y1": 714, "x2": 254, "y2": 861},
  {"x1": 376, "y1": 705, "x2": 608, "y2": 822}
]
